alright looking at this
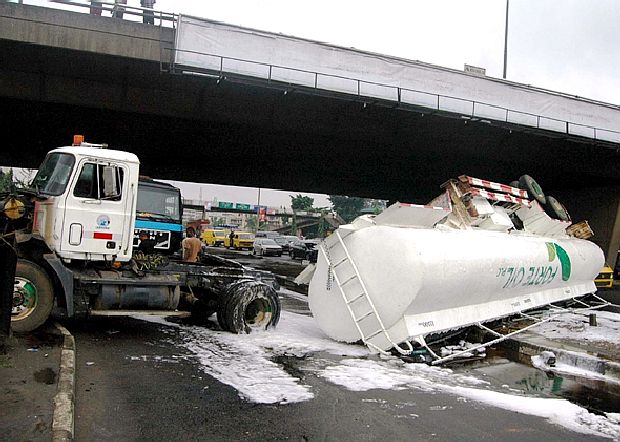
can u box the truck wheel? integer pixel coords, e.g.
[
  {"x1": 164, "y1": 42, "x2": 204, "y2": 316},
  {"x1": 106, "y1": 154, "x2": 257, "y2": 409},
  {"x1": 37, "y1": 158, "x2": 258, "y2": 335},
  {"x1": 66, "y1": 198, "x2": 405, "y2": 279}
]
[
  {"x1": 519, "y1": 175, "x2": 546, "y2": 205},
  {"x1": 544, "y1": 195, "x2": 570, "y2": 222},
  {"x1": 12, "y1": 260, "x2": 54, "y2": 333},
  {"x1": 190, "y1": 299, "x2": 215, "y2": 324},
  {"x1": 217, "y1": 280, "x2": 280, "y2": 333}
]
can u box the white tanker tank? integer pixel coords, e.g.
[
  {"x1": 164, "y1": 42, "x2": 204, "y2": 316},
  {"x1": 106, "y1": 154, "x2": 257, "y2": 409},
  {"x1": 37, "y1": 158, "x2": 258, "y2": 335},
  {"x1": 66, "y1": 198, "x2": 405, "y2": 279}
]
[{"x1": 307, "y1": 176, "x2": 605, "y2": 356}]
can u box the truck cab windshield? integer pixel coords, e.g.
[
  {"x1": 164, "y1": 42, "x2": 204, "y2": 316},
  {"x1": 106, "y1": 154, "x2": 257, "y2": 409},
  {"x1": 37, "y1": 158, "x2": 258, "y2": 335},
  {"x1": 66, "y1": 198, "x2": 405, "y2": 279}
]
[
  {"x1": 136, "y1": 185, "x2": 181, "y2": 223},
  {"x1": 31, "y1": 153, "x2": 76, "y2": 196}
]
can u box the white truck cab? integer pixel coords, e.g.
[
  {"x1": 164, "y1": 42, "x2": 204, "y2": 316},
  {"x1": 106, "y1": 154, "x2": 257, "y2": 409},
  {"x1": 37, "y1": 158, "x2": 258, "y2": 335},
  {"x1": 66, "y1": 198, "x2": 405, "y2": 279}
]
[{"x1": 31, "y1": 137, "x2": 139, "y2": 262}]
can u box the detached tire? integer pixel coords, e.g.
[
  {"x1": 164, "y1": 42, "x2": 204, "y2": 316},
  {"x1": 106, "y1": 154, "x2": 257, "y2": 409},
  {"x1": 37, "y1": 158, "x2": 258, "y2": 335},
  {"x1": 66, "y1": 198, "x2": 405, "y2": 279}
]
[
  {"x1": 217, "y1": 280, "x2": 280, "y2": 333},
  {"x1": 545, "y1": 195, "x2": 570, "y2": 222},
  {"x1": 12, "y1": 260, "x2": 54, "y2": 333},
  {"x1": 519, "y1": 175, "x2": 546, "y2": 205}
]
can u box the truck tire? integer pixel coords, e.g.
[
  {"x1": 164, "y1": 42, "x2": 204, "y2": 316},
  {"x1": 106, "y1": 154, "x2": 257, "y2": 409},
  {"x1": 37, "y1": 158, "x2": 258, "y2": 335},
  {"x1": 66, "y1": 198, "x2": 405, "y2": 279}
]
[
  {"x1": 190, "y1": 299, "x2": 215, "y2": 324},
  {"x1": 519, "y1": 175, "x2": 546, "y2": 205},
  {"x1": 544, "y1": 195, "x2": 570, "y2": 222},
  {"x1": 217, "y1": 280, "x2": 280, "y2": 333},
  {"x1": 12, "y1": 260, "x2": 54, "y2": 333}
]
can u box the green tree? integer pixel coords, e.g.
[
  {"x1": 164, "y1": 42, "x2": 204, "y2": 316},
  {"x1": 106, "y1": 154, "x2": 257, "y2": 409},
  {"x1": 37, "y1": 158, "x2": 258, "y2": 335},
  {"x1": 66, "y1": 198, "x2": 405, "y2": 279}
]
[
  {"x1": 245, "y1": 216, "x2": 257, "y2": 231},
  {"x1": 290, "y1": 194, "x2": 314, "y2": 211},
  {"x1": 329, "y1": 195, "x2": 366, "y2": 223},
  {"x1": 0, "y1": 169, "x2": 15, "y2": 193},
  {"x1": 366, "y1": 199, "x2": 386, "y2": 215},
  {"x1": 316, "y1": 209, "x2": 332, "y2": 238},
  {"x1": 289, "y1": 194, "x2": 315, "y2": 236}
]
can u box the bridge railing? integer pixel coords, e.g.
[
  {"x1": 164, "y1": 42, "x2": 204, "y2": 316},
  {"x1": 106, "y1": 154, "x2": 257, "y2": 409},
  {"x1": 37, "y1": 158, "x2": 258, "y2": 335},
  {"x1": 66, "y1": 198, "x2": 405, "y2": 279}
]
[
  {"x1": 45, "y1": 0, "x2": 178, "y2": 27},
  {"x1": 172, "y1": 50, "x2": 620, "y2": 145}
]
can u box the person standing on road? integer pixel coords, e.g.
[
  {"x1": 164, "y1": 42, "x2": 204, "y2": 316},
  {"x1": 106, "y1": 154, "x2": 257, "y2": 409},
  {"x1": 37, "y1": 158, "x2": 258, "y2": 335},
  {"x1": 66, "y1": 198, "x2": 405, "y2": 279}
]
[
  {"x1": 182, "y1": 227, "x2": 202, "y2": 263},
  {"x1": 140, "y1": 0, "x2": 156, "y2": 25},
  {"x1": 229, "y1": 230, "x2": 235, "y2": 250}
]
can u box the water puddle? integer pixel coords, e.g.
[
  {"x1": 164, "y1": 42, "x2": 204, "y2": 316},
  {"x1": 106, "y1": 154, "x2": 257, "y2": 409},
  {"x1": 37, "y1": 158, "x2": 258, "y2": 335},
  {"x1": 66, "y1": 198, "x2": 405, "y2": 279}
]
[
  {"x1": 459, "y1": 348, "x2": 620, "y2": 414},
  {"x1": 34, "y1": 367, "x2": 56, "y2": 385}
]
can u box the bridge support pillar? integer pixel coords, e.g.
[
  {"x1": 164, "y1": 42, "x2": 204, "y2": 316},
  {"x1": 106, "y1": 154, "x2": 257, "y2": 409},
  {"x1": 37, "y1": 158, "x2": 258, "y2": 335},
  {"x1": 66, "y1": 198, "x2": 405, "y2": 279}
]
[{"x1": 555, "y1": 186, "x2": 620, "y2": 268}]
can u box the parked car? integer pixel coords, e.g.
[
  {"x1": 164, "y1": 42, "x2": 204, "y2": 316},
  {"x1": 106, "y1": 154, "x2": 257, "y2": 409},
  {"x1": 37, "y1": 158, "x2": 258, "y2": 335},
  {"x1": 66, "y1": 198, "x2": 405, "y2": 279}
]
[
  {"x1": 273, "y1": 235, "x2": 297, "y2": 253},
  {"x1": 289, "y1": 238, "x2": 320, "y2": 262},
  {"x1": 253, "y1": 238, "x2": 283, "y2": 257}
]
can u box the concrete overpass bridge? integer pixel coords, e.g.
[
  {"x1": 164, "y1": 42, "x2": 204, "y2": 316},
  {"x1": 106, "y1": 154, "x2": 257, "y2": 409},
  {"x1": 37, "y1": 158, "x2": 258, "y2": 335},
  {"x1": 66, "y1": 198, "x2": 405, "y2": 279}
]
[{"x1": 1, "y1": 2, "x2": 620, "y2": 263}]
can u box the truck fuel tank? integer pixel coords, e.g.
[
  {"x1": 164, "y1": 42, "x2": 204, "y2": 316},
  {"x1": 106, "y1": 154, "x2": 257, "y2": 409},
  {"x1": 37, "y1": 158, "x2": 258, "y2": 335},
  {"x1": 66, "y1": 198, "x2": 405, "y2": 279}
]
[{"x1": 308, "y1": 203, "x2": 604, "y2": 354}]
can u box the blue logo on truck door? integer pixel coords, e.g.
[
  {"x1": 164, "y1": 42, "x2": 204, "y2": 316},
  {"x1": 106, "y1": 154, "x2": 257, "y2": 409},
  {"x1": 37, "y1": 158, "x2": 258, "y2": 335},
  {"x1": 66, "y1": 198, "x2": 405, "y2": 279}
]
[{"x1": 96, "y1": 215, "x2": 110, "y2": 228}]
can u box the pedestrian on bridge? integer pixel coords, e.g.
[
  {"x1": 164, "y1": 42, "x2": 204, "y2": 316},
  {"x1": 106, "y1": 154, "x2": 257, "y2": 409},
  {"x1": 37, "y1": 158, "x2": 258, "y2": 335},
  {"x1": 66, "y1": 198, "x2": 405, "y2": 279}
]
[
  {"x1": 89, "y1": 1, "x2": 102, "y2": 16},
  {"x1": 140, "y1": 0, "x2": 156, "y2": 25},
  {"x1": 112, "y1": 0, "x2": 127, "y2": 19}
]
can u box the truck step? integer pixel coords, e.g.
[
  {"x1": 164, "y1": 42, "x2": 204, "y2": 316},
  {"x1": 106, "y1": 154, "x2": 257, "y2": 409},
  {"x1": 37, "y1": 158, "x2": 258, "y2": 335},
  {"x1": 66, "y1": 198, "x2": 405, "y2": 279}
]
[{"x1": 89, "y1": 310, "x2": 190, "y2": 318}]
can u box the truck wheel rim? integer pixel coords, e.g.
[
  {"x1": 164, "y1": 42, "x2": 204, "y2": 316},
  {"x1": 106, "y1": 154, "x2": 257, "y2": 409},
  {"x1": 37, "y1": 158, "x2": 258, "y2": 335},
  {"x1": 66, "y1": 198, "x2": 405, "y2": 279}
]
[
  {"x1": 12, "y1": 277, "x2": 38, "y2": 320},
  {"x1": 244, "y1": 298, "x2": 272, "y2": 330}
]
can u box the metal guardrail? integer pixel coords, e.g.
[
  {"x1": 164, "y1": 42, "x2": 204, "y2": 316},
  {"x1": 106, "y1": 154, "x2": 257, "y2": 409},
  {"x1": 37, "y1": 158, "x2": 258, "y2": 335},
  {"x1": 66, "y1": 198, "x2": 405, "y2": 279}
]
[
  {"x1": 172, "y1": 49, "x2": 620, "y2": 145},
  {"x1": 48, "y1": 0, "x2": 177, "y2": 27}
]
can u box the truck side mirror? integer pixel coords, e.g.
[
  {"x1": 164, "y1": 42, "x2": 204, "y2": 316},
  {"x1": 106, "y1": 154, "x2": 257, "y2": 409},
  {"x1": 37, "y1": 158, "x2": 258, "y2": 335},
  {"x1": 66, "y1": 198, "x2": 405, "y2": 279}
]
[{"x1": 101, "y1": 166, "x2": 120, "y2": 199}]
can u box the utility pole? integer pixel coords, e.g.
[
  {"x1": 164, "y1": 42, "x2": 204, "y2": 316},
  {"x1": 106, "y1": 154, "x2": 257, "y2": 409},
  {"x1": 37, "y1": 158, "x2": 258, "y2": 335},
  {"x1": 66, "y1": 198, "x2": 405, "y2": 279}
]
[
  {"x1": 503, "y1": 0, "x2": 509, "y2": 79},
  {"x1": 256, "y1": 187, "x2": 261, "y2": 233}
]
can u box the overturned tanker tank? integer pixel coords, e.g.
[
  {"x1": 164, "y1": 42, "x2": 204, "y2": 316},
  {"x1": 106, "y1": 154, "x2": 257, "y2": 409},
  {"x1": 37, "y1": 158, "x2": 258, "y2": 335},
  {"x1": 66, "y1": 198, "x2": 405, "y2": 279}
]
[{"x1": 308, "y1": 176, "x2": 604, "y2": 359}]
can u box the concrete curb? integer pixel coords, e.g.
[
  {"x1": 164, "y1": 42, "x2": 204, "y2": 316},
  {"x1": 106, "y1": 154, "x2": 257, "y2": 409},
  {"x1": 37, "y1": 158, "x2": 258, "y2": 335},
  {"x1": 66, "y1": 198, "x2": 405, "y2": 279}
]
[
  {"x1": 52, "y1": 322, "x2": 75, "y2": 442},
  {"x1": 508, "y1": 335, "x2": 620, "y2": 383}
]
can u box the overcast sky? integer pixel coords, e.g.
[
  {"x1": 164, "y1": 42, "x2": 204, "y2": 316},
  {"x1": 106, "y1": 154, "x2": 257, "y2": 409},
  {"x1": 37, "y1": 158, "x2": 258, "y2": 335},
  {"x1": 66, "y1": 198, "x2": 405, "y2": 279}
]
[
  {"x1": 25, "y1": 0, "x2": 620, "y2": 206},
  {"x1": 154, "y1": 0, "x2": 620, "y2": 104}
]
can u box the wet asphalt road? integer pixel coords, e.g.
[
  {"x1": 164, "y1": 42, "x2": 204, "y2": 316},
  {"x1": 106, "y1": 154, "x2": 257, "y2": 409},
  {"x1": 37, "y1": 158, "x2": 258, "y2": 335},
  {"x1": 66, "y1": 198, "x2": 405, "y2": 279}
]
[
  {"x1": 67, "y1": 249, "x2": 615, "y2": 441},
  {"x1": 71, "y1": 315, "x2": 610, "y2": 442}
]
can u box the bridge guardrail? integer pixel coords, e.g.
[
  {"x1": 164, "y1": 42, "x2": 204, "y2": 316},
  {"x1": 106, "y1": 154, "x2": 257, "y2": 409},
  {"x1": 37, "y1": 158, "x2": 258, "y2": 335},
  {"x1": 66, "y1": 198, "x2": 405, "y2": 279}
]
[
  {"x1": 171, "y1": 48, "x2": 620, "y2": 145},
  {"x1": 48, "y1": 0, "x2": 177, "y2": 27}
]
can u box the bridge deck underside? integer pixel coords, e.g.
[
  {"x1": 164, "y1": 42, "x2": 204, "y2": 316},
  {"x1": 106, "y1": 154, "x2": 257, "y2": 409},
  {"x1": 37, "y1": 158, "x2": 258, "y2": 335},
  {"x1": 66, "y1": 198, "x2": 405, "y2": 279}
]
[{"x1": 2, "y1": 41, "x2": 619, "y2": 205}]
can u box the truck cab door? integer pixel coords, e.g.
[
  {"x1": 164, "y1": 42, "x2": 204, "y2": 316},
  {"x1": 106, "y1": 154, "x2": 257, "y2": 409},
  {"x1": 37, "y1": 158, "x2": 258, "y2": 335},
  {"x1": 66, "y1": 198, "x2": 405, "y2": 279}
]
[{"x1": 59, "y1": 160, "x2": 132, "y2": 261}]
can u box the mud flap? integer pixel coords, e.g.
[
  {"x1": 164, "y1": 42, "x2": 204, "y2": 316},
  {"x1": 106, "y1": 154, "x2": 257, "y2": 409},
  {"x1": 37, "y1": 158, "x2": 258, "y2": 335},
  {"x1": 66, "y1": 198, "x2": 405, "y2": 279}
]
[{"x1": 43, "y1": 254, "x2": 74, "y2": 317}]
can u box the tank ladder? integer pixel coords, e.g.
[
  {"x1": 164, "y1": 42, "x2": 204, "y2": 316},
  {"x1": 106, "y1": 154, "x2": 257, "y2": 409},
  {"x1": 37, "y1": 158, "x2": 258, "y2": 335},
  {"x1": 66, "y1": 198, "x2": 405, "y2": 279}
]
[{"x1": 322, "y1": 229, "x2": 413, "y2": 355}]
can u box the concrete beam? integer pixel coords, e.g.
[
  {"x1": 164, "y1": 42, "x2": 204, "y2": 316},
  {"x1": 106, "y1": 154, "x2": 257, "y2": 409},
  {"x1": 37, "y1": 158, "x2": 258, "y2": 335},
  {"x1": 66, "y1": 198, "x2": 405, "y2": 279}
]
[
  {"x1": 555, "y1": 186, "x2": 620, "y2": 266},
  {"x1": 0, "y1": 3, "x2": 173, "y2": 62},
  {"x1": 608, "y1": 200, "x2": 620, "y2": 267}
]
